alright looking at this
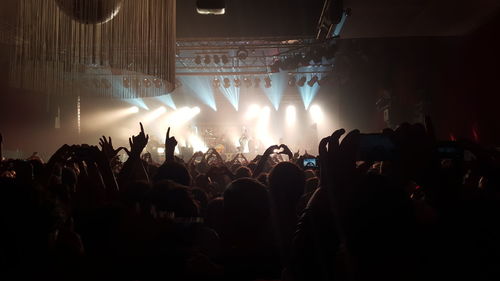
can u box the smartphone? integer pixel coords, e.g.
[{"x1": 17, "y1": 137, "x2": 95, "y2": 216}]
[
  {"x1": 303, "y1": 157, "x2": 318, "y2": 169},
  {"x1": 357, "y1": 134, "x2": 397, "y2": 161}
]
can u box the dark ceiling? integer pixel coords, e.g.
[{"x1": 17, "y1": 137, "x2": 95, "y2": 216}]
[
  {"x1": 176, "y1": 0, "x2": 500, "y2": 38},
  {"x1": 1, "y1": 0, "x2": 499, "y2": 40}
]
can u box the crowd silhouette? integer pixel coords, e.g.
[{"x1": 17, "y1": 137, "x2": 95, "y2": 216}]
[{"x1": 1, "y1": 118, "x2": 500, "y2": 281}]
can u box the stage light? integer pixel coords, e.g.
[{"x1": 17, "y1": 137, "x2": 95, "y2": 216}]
[
  {"x1": 128, "y1": 106, "x2": 139, "y2": 113},
  {"x1": 124, "y1": 98, "x2": 149, "y2": 110},
  {"x1": 178, "y1": 76, "x2": 217, "y2": 111},
  {"x1": 196, "y1": 0, "x2": 226, "y2": 15},
  {"x1": 243, "y1": 77, "x2": 252, "y2": 88},
  {"x1": 288, "y1": 76, "x2": 297, "y2": 87},
  {"x1": 310, "y1": 105, "x2": 323, "y2": 123},
  {"x1": 195, "y1": 55, "x2": 202, "y2": 65},
  {"x1": 223, "y1": 78, "x2": 231, "y2": 88},
  {"x1": 234, "y1": 78, "x2": 241, "y2": 88},
  {"x1": 256, "y1": 106, "x2": 273, "y2": 147},
  {"x1": 270, "y1": 60, "x2": 281, "y2": 73},
  {"x1": 192, "y1": 106, "x2": 201, "y2": 115},
  {"x1": 237, "y1": 46, "x2": 248, "y2": 60},
  {"x1": 221, "y1": 55, "x2": 229, "y2": 64},
  {"x1": 167, "y1": 107, "x2": 200, "y2": 126},
  {"x1": 299, "y1": 74, "x2": 321, "y2": 109},
  {"x1": 254, "y1": 77, "x2": 261, "y2": 88},
  {"x1": 143, "y1": 106, "x2": 167, "y2": 123},
  {"x1": 157, "y1": 147, "x2": 165, "y2": 154},
  {"x1": 297, "y1": 76, "x2": 307, "y2": 87},
  {"x1": 264, "y1": 76, "x2": 272, "y2": 88},
  {"x1": 261, "y1": 71, "x2": 286, "y2": 110},
  {"x1": 245, "y1": 104, "x2": 261, "y2": 120},
  {"x1": 204, "y1": 55, "x2": 211, "y2": 64},
  {"x1": 261, "y1": 106, "x2": 271, "y2": 115},
  {"x1": 156, "y1": 94, "x2": 177, "y2": 110},
  {"x1": 188, "y1": 134, "x2": 208, "y2": 153},
  {"x1": 213, "y1": 78, "x2": 221, "y2": 88},
  {"x1": 286, "y1": 105, "x2": 296, "y2": 126},
  {"x1": 213, "y1": 55, "x2": 221, "y2": 64},
  {"x1": 307, "y1": 75, "x2": 319, "y2": 87}
]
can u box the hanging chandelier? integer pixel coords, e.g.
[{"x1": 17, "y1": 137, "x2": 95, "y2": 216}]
[
  {"x1": 10, "y1": 0, "x2": 177, "y2": 98},
  {"x1": 55, "y1": 0, "x2": 123, "y2": 24}
]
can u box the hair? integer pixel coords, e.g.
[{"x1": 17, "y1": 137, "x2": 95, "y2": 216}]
[
  {"x1": 223, "y1": 178, "x2": 270, "y2": 232},
  {"x1": 234, "y1": 166, "x2": 252, "y2": 179},
  {"x1": 153, "y1": 161, "x2": 191, "y2": 186},
  {"x1": 149, "y1": 180, "x2": 198, "y2": 218},
  {"x1": 268, "y1": 162, "x2": 306, "y2": 208}
]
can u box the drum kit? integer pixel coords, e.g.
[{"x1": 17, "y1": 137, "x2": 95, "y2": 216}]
[{"x1": 203, "y1": 128, "x2": 226, "y2": 154}]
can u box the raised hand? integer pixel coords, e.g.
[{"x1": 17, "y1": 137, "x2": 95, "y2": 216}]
[
  {"x1": 129, "y1": 123, "x2": 149, "y2": 157},
  {"x1": 263, "y1": 145, "x2": 280, "y2": 156},
  {"x1": 165, "y1": 127, "x2": 177, "y2": 162},
  {"x1": 319, "y1": 129, "x2": 360, "y2": 191},
  {"x1": 279, "y1": 144, "x2": 294, "y2": 160},
  {"x1": 99, "y1": 136, "x2": 126, "y2": 161}
]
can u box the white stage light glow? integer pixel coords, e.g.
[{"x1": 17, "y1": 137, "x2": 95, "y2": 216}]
[
  {"x1": 245, "y1": 104, "x2": 261, "y2": 120},
  {"x1": 286, "y1": 105, "x2": 297, "y2": 126},
  {"x1": 157, "y1": 147, "x2": 165, "y2": 154},
  {"x1": 189, "y1": 134, "x2": 208, "y2": 153},
  {"x1": 143, "y1": 106, "x2": 167, "y2": 124},
  {"x1": 310, "y1": 104, "x2": 324, "y2": 123},
  {"x1": 128, "y1": 106, "x2": 140, "y2": 114}
]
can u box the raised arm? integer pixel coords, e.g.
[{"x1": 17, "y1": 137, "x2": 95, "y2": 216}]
[
  {"x1": 118, "y1": 123, "x2": 150, "y2": 185},
  {"x1": 252, "y1": 145, "x2": 279, "y2": 178}
]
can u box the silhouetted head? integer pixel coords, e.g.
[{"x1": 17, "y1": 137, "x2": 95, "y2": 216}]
[
  {"x1": 195, "y1": 173, "x2": 210, "y2": 188},
  {"x1": 224, "y1": 178, "x2": 270, "y2": 231},
  {"x1": 149, "y1": 181, "x2": 198, "y2": 218},
  {"x1": 234, "y1": 166, "x2": 252, "y2": 179},
  {"x1": 153, "y1": 161, "x2": 191, "y2": 186},
  {"x1": 268, "y1": 162, "x2": 305, "y2": 208}
]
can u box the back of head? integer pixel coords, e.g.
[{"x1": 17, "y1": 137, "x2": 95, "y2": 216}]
[
  {"x1": 224, "y1": 178, "x2": 270, "y2": 232},
  {"x1": 149, "y1": 181, "x2": 198, "y2": 218},
  {"x1": 234, "y1": 166, "x2": 252, "y2": 179},
  {"x1": 153, "y1": 161, "x2": 191, "y2": 186},
  {"x1": 206, "y1": 197, "x2": 224, "y2": 234},
  {"x1": 194, "y1": 173, "x2": 210, "y2": 188},
  {"x1": 191, "y1": 187, "x2": 209, "y2": 216},
  {"x1": 344, "y1": 174, "x2": 417, "y2": 261},
  {"x1": 268, "y1": 162, "x2": 305, "y2": 208}
]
